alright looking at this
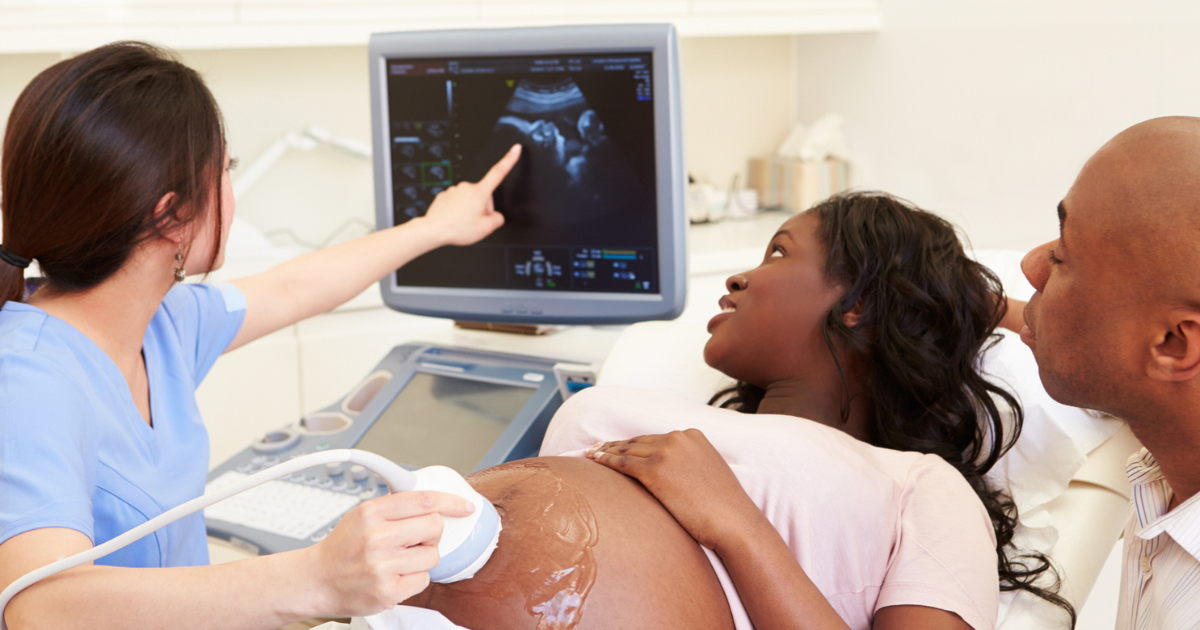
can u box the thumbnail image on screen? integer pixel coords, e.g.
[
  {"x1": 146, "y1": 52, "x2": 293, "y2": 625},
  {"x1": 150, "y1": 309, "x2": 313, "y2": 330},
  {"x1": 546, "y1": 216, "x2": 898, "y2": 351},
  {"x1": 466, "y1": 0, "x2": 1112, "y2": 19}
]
[{"x1": 385, "y1": 53, "x2": 659, "y2": 294}]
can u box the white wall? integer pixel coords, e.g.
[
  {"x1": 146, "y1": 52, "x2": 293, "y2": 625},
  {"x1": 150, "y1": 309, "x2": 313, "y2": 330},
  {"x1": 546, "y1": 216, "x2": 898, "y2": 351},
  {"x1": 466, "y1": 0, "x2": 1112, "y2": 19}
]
[
  {"x1": 791, "y1": 0, "x2": 1200, "y2": 251},
  {"x1": 681, "y1": 36, "x2": 794, "y2": 188},
  {"x1": 0, "y1": 37, "x2": 794, "y2": 248},
  {"x1": 13, "y1": 5, "x2": 1198, "y2": 255},
  {"x1": 8, "y1": 7, "x2": 1198, "y2": 284}
]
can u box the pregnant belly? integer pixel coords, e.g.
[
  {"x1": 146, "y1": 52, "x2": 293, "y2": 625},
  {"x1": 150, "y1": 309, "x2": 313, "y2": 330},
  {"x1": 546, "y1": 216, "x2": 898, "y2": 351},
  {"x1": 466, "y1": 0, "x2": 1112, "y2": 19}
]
[{"x1": 404, "y1": 456, "x2": 735, "y2": 630}]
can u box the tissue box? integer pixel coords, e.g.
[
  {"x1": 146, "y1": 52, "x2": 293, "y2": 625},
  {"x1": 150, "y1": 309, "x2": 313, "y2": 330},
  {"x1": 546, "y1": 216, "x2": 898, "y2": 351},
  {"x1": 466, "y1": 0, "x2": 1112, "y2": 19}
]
[{"x1": 749, "y1": 157, "x2": 850, "y2": 212}]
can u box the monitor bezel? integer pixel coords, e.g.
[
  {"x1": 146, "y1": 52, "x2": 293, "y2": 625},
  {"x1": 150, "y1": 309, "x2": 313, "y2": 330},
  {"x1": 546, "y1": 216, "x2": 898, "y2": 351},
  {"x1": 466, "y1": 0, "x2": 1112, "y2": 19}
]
[{"x1": 368, "y1": 24, "x2": 686, "y2": 325}]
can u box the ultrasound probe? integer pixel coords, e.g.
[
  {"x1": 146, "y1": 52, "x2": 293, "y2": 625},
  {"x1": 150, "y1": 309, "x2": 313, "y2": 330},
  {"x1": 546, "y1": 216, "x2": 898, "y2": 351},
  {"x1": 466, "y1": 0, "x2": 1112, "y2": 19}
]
[{"x1": 0, "y1": 450, "x2": 501, "y2": 630}]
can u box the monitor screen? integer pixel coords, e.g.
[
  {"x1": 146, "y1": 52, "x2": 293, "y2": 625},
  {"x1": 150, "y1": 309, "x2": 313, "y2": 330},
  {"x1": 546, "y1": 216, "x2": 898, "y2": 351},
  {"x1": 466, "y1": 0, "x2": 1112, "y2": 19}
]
[
  {"x1": 355, "y1": 372, "x2": 536, "y2": 475},
  {"x1": 370, "y1": 24, "x2": 686, "y2": 324},
  {"x1": 386, "y1": 53, "x2": 659, "y2": 295}
]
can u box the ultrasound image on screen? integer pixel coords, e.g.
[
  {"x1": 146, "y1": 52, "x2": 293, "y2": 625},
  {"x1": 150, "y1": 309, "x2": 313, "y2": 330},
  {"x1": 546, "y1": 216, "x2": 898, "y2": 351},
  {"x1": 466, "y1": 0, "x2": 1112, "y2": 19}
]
[
  {"x1": 386, "y1": 54, "x2": 659, "y2": 294},
  {"x1": 477, "y1": 78, "x2": 641, "y2": 227}
]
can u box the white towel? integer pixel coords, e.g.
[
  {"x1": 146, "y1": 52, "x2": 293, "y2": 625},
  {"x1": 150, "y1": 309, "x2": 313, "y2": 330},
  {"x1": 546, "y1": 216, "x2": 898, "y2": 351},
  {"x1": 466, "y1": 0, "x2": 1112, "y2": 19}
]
[{"x1": 311, "y1": 606, "x2": 468, "y2": 630}]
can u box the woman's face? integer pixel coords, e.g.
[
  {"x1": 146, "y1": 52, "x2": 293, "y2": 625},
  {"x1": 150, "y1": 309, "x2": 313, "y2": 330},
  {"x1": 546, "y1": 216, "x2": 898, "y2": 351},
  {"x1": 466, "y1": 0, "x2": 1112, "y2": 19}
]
[
  {"x1": 703, "y1": 211, "x2": 846, "y2": 388},
  {"x1": 185, "y1": 153, "x2": 236, "y2": 274}
]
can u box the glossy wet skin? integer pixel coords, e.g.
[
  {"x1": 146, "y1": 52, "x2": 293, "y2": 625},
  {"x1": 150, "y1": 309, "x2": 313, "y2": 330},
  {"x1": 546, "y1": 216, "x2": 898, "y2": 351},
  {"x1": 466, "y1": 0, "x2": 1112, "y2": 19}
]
[{"x1": 404, "y1": 457, "x2": 734, "y2": 630}]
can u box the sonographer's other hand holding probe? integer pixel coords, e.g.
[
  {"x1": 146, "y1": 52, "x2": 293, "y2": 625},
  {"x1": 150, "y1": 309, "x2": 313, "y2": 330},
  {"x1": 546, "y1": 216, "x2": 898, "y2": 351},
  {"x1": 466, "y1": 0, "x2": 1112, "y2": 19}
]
[{"x1": 306, "y1": 486, "x2": 472, "y2": 616}]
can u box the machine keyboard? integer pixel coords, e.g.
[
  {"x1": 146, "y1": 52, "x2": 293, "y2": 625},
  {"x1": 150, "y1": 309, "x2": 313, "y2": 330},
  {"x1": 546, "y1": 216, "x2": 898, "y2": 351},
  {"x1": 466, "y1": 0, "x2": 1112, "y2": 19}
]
[{"x1": 205, "y1": 471, "x2": 362, "y2": 540}]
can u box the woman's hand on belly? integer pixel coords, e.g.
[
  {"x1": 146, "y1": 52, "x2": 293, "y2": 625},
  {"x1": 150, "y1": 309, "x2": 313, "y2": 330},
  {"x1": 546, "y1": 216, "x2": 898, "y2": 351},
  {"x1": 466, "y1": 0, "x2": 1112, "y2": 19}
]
[
  {"x1": 308, "y1": 489, "x2": 476, "y2": 617},
  {"x1": 588, "y1": 433, "x2": 976, "y2": 630},
  {"x1": 589, "y1": 431, "x2": 855, "y2": 630},
  {"x1": 587, "y1": 429, "x2": 762, "y2": 552}
]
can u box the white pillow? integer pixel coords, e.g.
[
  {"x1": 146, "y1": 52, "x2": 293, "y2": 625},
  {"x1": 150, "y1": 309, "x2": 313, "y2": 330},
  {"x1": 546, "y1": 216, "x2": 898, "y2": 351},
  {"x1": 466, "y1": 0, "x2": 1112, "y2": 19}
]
[{"x1": 597, "y1": 319, "x2": 733, "y2": 403}]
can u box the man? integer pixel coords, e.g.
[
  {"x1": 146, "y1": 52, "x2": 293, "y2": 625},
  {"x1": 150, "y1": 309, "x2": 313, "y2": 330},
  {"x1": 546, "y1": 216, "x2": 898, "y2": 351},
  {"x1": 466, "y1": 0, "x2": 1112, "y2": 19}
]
[{"x1": 1019, "y1": 116, "x2": 1200, "y2": 628}]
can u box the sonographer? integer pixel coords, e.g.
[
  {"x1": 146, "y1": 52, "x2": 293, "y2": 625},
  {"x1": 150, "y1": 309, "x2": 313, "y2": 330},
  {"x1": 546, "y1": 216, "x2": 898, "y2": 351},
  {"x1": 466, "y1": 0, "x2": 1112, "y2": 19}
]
[{"x1": 0, "y1": 42, "x2": 520, "y2": 629}]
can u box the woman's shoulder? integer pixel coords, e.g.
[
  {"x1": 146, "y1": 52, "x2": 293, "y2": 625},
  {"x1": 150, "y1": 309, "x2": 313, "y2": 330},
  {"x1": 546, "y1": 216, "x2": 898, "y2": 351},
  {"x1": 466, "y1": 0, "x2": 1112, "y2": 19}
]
[
  {"x1": 555, "y1": 384, "x2": 730, "y2": 423},
  {"x1": 0, "y1": 303, "x2": 117, "y2": 435},
  {"x1": 548, "y1": 384, "x2": 787, "y2": 445},
  {"x1": 0, "y1": 301, "x2": 92, "y2": 380},
  {"x1": 555, "y1": 386, "x2": 987, "y2": 495},
  {"x1": 878, "y1": 454, "x2": 998, "y2": 630},
  {"x1": 151, "y1": 281, "x2": 246, "y2": 382},
  {"x1": 548, "y1": 386, "x2": 911, "y2": 474},
  {"x1": 1, "y1": 300, "x2": 54, "y2": 351},
  {"x1": 0, "y1": 306, "x2": 104, "y2": 548},
  {"x1": 156, "y1": 281, "x2": 245, "y2": 324},
  {"x1": 0, "y1": 309, "x2": 97, "y2": 441},
  {"x1": 898, "y1": 453, "x2": 989, "y2": 518}
]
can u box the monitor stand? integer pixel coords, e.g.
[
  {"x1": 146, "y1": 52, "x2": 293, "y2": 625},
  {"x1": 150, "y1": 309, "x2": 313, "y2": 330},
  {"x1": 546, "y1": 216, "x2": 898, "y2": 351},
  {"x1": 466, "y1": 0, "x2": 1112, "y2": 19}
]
[{"x1": 454, "y1": 321, "x2": 567, "y2": 336}]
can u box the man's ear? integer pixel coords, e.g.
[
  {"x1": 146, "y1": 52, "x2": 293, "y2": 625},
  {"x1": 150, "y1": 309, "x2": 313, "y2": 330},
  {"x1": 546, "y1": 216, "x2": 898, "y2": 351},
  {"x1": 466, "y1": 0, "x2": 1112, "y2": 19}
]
[
  {"x1": 1148, "y1": 310, "x2": 1200, "y2": 382},
  {"x1": 842, "y1": 298, "x2": 865, "y2": 328},
  {"x1": 154, "y1": 192, "x2": 184, "y2": 244}
]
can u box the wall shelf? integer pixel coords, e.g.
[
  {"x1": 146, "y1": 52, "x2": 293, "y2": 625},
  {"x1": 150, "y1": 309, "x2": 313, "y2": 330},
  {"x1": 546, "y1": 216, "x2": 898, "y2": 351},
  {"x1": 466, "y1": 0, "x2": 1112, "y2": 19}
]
[{"x1": 0, "y1": 1, "x2": 881, "y2": 54}]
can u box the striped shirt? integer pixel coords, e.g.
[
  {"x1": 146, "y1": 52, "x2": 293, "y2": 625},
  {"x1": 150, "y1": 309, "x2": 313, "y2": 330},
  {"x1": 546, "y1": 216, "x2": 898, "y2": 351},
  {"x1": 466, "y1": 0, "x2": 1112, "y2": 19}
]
[{"x1": 1116, "y1": 448, "x2": 1200, "y2": 630}]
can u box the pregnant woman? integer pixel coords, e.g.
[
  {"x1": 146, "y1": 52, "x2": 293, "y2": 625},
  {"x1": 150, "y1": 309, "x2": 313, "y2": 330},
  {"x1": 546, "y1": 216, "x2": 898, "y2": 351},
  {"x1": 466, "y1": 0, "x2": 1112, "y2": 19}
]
[{"x1": 402, "y1": 193, "x2": 1073, "y2": 630}]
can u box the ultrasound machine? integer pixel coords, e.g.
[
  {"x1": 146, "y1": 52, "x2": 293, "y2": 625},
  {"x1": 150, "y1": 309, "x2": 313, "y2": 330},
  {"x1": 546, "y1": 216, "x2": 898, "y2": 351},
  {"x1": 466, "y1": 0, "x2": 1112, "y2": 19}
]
[{"x1": 203, "y1": 23, "x2": 687, "y2": 556}]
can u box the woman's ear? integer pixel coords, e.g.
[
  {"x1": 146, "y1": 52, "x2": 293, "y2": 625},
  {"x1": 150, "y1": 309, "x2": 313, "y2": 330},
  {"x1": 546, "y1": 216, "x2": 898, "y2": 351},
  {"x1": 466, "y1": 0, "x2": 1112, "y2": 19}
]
[
  {"x1": 842, "y1": 298, "x2": 865, "y2": 328},
  {"x1": 154, "y1": 192, "x2": 184, "y2": 244},
  {"x1": 1148, "y1": 310, "x2": 1200, "y2": 382}
]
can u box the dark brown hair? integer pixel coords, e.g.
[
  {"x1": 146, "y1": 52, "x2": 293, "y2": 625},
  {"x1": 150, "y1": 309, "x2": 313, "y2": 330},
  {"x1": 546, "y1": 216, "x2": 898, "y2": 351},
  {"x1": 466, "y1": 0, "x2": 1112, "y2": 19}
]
[
  {"x1": 0, "y1": 41, "x2": 226, "y2": 306},
  {"x1": 714, "y1": 192, "x2": 1076, "y2": 626}
]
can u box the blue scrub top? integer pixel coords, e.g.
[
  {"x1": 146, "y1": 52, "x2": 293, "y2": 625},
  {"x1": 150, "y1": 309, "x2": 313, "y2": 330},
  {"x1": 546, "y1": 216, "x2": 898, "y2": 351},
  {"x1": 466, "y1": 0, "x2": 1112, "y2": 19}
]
[{"x1": 0, "y1": 282, "x2": 246, "y2": 567}]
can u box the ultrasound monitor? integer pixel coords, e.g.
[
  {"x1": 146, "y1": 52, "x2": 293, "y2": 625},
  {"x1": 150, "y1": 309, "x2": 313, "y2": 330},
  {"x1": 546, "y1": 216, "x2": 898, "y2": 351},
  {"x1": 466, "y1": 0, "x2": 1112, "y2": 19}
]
[{"x1": 368, "y1": 24, "x2": 685, "y2": 324}]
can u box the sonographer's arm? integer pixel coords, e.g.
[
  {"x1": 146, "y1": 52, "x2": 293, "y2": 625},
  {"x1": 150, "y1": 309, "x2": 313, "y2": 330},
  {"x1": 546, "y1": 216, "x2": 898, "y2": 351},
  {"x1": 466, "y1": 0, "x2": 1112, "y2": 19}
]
[
  {"x1": 0, "y1": 491, "x2": 473, "y2": 630},
  {"x1": 226, "y1": 144, "x2": 521, "y2": 352}
]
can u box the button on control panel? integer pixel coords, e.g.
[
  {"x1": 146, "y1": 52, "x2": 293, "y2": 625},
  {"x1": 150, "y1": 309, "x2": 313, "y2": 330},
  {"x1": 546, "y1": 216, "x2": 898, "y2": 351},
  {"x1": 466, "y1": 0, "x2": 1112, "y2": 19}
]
[{"x1": 205, "y1": 471, "x2": 363, "y2": 541}]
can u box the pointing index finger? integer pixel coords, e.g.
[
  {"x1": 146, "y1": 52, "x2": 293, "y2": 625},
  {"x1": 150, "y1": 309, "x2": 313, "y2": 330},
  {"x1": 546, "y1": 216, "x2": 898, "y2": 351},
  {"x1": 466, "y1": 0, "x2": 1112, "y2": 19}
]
[{"x1": 478, "y1": 144, "x2": 522, "y2": 192}]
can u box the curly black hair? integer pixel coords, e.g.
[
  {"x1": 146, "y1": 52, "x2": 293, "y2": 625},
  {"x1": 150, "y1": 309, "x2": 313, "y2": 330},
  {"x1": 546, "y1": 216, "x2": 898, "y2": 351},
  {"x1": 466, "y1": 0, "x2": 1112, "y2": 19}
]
[{"x1": 712, "y1": 191, "x2": 1075, "y2": 626}]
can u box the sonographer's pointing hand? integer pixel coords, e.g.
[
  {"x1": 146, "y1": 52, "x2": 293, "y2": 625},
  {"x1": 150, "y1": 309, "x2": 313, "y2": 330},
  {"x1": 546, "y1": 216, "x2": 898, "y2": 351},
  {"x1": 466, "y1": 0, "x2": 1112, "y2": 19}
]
[
  {"x1": 423, "y1": 143, "x2": 521, "y2": 247},
  {"x1": 306, "y1": 490, "x2": 475, "y2": 617}
]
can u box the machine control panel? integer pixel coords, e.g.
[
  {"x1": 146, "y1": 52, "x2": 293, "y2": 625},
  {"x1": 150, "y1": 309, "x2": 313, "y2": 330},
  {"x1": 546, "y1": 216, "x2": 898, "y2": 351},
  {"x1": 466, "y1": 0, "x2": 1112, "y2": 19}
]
[{"x1": 205, "y1": 343, "x2": 563, "y2": 555}]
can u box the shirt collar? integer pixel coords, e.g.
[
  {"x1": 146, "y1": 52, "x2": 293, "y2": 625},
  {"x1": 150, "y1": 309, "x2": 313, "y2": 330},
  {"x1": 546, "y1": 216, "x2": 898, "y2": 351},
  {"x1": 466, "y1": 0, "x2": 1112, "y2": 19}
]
[
  {"x1": 1129, "y1": 448, "x2": 1200, "y2": 563},
  {"x1": 1138, "y1": 492, "x2": 1200, "y2": 563},
  {"x1": 1126, "y1": 447, "x2": 1166, "y2": 486}
]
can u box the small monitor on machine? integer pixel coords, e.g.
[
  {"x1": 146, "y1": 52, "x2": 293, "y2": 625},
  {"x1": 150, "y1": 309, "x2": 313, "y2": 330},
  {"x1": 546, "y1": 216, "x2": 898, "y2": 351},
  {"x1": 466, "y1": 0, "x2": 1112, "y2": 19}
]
[
  {"x1": 368, "y1": 24, "x2": 685, "y2": 324},
  {"x1": 354, "y1": 372, "x2": 535, "y2": 473}
]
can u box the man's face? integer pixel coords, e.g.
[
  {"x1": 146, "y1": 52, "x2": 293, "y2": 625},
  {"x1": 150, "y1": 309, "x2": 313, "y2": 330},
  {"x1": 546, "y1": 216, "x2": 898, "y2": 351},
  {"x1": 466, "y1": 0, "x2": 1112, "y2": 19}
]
[{"x1": 1020, "y1": 149, "x2": 1144, "y2": 413}]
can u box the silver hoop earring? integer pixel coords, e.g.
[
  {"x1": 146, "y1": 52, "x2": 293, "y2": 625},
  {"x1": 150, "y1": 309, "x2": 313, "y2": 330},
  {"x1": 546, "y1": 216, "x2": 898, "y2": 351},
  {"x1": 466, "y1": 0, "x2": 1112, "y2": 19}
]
[{"x1": 174, "y1": 246, "x2": 186, "y2": 283}]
